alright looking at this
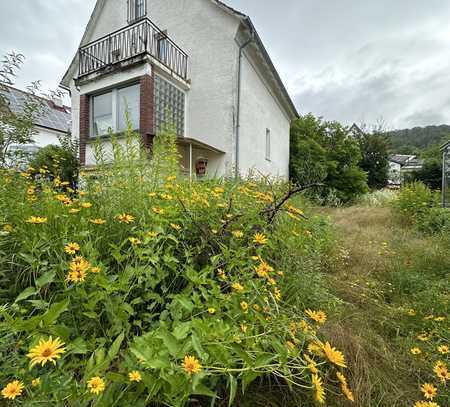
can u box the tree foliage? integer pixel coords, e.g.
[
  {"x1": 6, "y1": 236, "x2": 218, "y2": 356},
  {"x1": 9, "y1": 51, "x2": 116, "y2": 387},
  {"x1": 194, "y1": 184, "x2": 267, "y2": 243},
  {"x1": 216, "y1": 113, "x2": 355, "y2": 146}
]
[
  {"x1": 290, "y1": 114, "x2": 368, "y2": 202},
  {"x1": 357, "y1": 131, "x2": 390, "y2": 189}
]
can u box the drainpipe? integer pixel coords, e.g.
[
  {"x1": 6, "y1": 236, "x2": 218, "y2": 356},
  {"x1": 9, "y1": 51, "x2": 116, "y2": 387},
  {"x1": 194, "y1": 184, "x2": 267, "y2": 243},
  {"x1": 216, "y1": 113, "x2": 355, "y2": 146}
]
[{"x1": 235, "y1": 31, "x2": 254, "y2": 178}]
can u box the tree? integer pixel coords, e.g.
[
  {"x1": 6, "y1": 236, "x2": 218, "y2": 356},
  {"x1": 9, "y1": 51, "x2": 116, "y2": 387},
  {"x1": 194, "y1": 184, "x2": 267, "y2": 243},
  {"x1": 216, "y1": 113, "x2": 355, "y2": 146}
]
[
  {"x1": 358, "y1": 131, "x2": 390, "y2": 189},
  {"x1": 290, "y1": 114, "x2": 368, "y2": 202},
  {"x1": 0, "y1": 52, "x2": 49, "y2": 168}
]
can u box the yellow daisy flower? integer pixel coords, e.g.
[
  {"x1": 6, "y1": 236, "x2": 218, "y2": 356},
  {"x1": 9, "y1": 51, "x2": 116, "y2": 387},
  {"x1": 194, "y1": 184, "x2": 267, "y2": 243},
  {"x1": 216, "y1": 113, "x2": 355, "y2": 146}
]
[
  {"x1": 232, "y1": 282, "x2": 244, "y2": 292},
  {"x1": 437, "y1": 345, "x2": 448, "y2": 355},
  {"x1": 420, "y1": 383, "x2": 437, "y2": 400},
  {"x1": 90, "y1": 218, "x2": 106, "y2": 225},
  {"x1": 208, "y1": 308, "x2": 216, "y2": 314},
  {"x1": 322, "y1": 342, "x2": 347, "y2": 368},
  {"x1": 253, "y1": 233, "x2": 268, "y2": 245},
  {"x1": 311, "y1": 374, "x2": 326, "y2": 404},
  {"x1": 170, "y1": 223, "x2": 182, "y2": 232},
  {"x1": 305, "y1": 309, "x2": 327, "y2": 324},
  {"x1": 232, "y1": 230, "x2": 244, "y2": 238},
  {"x1": 410, "y1": 347, "x2": 422, "y2": 355},
  {"x1": 1, "y1": 380, "x2": 24, "y2": 400},
  {"x1": 128, "y1": 371, "x2": 142, "y2": 382},
  {"x1": 117, "y1": 213, "x2": 135, "y2": 224},
  {"x1": 87, "y1": 376, "x2": 105, "y2": 395},
  {"x1": 26, "y1": 216, "x2": 48, "y2": 224},
  {"x1": 64, "y1": 242, "x2": 80, "y2": 255},
  {"x1": 31, "y1": 378, "x2": 41, "y2": 387},
  {"x1": 27, "y1": 336, "x2": 66, "y2": 367},
  {"x1": 182, "y1": 355, "x2": 201, "y2": 375}
]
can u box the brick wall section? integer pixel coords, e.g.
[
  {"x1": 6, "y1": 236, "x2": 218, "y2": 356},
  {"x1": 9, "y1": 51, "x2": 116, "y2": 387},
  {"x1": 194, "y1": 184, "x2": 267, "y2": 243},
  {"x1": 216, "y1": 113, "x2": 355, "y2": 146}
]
[
  {"x1": 140, "y1": 74, "x2": 155, "y2": 150},
  {"x1": 79, "y1": 94, "x2": 90, "y2": 165}
]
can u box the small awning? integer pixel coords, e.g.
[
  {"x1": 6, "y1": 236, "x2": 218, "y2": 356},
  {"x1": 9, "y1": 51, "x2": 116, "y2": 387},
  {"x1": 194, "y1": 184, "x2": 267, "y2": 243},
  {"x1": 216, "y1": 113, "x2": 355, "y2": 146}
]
[{"x1": 177, "y1": 137, "x2": 225, "y2": 154}]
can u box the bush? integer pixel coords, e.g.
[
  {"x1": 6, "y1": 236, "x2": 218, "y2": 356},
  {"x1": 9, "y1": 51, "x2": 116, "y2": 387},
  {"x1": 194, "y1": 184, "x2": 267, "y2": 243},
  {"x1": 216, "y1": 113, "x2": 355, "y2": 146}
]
[
  {"x1": 0, "y1": 129, "x2": 352, "y2": 406},
  {"x1": 357, "y1": 189, "x2": 398, "y2": 207},
  {"x1": 417, "y1": 207, "x2": 450, "y2": 234},
  {"x1": 392, "y1": 181, "x2": 438, "y2": 223}
]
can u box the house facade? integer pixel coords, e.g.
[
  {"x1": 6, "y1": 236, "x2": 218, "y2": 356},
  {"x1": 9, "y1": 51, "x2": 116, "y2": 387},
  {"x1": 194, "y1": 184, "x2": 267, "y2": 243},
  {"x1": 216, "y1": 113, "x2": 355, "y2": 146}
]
[
  {"x1": 60, "y1": 0, "x2": 298, "y2": 178},
  {"x1": 0, "y1": 86, "x2": 71, "y2": 158},
  {"x1": 388, "y1": 154, "x2": 424, "y2": 187}
]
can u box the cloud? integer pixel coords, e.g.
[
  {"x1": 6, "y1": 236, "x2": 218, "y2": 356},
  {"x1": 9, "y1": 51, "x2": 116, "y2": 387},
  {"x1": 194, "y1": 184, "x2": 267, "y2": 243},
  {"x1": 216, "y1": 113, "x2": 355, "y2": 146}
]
[{"x1": 1, "y1": 0, "x2": 450, "y2": 129}]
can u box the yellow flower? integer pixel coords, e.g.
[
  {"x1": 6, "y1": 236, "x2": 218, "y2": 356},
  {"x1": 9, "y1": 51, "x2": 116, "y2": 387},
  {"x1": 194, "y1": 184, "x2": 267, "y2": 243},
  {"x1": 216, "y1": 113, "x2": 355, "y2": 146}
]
[
  {"x1": 414, "y1": 402, "x2": 440, "y2": 407},
  {"x1": 67, "y1": 257, "x2": 90, "y2": 283},
  {"x1": 160, "y1": 193, "x2": 173, "y2": 201},
  {"x1": 417, "y1": 333, "x2": 431, "y2": 342},
  {"x1": 26, "y1": 216, "x2": 48, "y2": 224},
  {"x1": 128, "y1": 371, "x2": 142, "y2": 382},
  {"x1": 1, "y1": 380, "x2": 24, "y2": 400},
  {"x1": 305, "y1": 309, "x2": 327, "y2": 324},
  {"x1": 437, "y1": 345, "x2": 448, "y2": 355},
  {"x1": 170, "y1": 223, "x2": 182, "y2": 232},
  {"x1": 407, "y1": 309, "x2": 416, "y2": 316},
  {"x1": 148, "y1": 192, "x2": 157, "y2": 197},
  {"x1": 147, "y1": 231, "x2": 159, "y2": 238},
  {"x1": 255, "y1": 260, "x2": 274, "y2": 278},
  {"x1": 433, "y1": 362, "x2": 449, "y2": 383},
  {"x1": 208, "y1": 308, "x2": 216, "y2": 315},
  {"x1": 90, "y1": 267, "x2": 101, "y2": 274},
  {"x1": 64, "y1": 242, "x2": 80, "y2": 255},
  {"x1": 31, "y1": 378, "x2": 41, "y2": 387},
  {"x1": 232, "y1": 230, "x2": 243, "y2": 238},
  {"x1": 410, "y1": 347, "x2": 422, "y2": 355},
  {"x1": 311, "y1": 374, "x2": 326, "y2": 404},
  {"x1": 182, "y1": 355, "x2": 201, "y2": 375},
  {"x1": 27, "y1": 336, "x2": 66, "y2": 367},
  {"x1": 232, "y1": 282, "x2": 244, "y2": 292},
  {"x1": 253, "y1": 233, "x2": 268, "y2": 245},
  {"x1": 322, "y1": 342, "x2": 347, "y2": 368},
  {"x1": 217, "y1": 269, "x2": 227, "y2": 281},
  {"x1": 341, "y1": 384, "x2": 355, "y2": 402},
  {"x1": 69, "y1": 208, "x2": 81, "y2": 214},
  {"x1": 90, "y1": 218, "x2": 106, "y2": 225},
  {"x1": 240, "y1": 323, "x2": 248, "y2": 333},
  {"x1": 304, "y1": 354, "x2": 318, "y2": 374},
  {"x1": 240, "y1": 301, "x2": 249, "y2": 313},
  {"x1": 434, "y1": 316, "x2": 445, "y2": 322},
  {"x1": 308, "y1": 341, "x2": 324, "y2": 356},
  {"x1": 152, "y1": 207, "x2": 164, "y2": 215},
  {"x1": 2, "y1": 224, "x2": 13, "y2": 233},
  {"x1": 81, "y1": 202, "x2": 92, "y2": 209},
  {"x1": 274, "y1": 287, "x2": 281, "y2": 301},
  {"x1": 128, "y1": 237, "x2": 142, "y2": 246},
  {"x1": 420, "y1": 383, "x2": 437, "y2": 400},
  {"x1": 117, "y1": 213, "x2": 135, "y2": 224},
  {"x1": 87, "y1": 376, "x2": 105, "y2": 395}
]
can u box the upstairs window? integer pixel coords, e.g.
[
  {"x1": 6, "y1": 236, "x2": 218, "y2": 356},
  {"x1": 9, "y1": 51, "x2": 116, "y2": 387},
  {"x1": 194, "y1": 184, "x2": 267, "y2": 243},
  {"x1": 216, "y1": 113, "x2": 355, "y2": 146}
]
[{"x1": 128, "y1": 0, "x2": 146, "y2": 23}]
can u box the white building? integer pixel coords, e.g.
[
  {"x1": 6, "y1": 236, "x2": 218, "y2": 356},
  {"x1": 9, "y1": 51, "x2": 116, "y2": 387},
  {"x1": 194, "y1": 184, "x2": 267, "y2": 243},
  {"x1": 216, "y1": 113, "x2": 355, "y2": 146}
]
[
  {"x1": 60, "y1": 0, "x2": 298, "y2": 178},
  {"x1": 388, "y1": 154, "x2": 424, "y2": 187},
  {"x1": 1, "y1": 86, "x2": 71, "y2": 157}
]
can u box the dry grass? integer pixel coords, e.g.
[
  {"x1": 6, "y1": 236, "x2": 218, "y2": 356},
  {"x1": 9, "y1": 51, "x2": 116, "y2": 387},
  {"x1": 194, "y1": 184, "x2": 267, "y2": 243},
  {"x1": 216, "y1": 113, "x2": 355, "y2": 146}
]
[{"x1": 321, "y1": 206, "x2": 445, "y2": 407}]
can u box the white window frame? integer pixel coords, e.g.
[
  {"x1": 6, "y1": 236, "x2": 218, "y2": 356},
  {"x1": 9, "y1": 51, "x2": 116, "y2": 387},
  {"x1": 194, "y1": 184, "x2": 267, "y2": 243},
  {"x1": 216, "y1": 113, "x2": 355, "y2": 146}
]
[
  {"x1": 90, "y1": 83, "x2": 140, "y2": 137},
  {"x1": 128, "y1": 0, "x2": 147, "y2": 23},
  {"x1": 265, "y1": 128, "x2": 271, "y2": 161}
]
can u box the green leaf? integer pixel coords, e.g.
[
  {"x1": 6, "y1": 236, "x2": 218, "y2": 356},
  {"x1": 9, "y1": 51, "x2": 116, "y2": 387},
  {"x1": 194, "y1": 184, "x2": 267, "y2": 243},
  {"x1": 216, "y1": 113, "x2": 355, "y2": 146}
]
[
  {"x1": 42, "y1": 299, "x2": 69, "y2": 326},
  {"x1": 70, "y1": 337, "x2": 89, "y2": 354},
  {"x1": 157, "y1": 328, "x2": 180, "y2": 357},
  {"x1": 191, "y1": 332, "x2": 208, "y2": 361},
  {"x1": 228, "y1": 375, "x2": 237, "y2": 407},
  {"x1": 14, "y1": 287, "x2": 37, "y2": 303},
  {"x1": 36, "y1": 270, "x2": 56, "y2": 288},
  {"x1": 106, "y1": 332, "x2": 125, "y2": 362}
]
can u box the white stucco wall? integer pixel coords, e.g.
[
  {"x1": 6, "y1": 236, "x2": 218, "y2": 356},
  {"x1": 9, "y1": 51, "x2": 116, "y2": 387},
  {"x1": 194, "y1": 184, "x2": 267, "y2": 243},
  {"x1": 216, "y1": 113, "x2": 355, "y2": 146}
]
[
  {"x1": 238, "y1": 53, "x2": 290, "y2": 178},
  {"x1": 67, "y1": 0, "x2": 292, "y2": 177},
  {"x1": 33, "y1": 127, "x2": 63, "y2": 147}
]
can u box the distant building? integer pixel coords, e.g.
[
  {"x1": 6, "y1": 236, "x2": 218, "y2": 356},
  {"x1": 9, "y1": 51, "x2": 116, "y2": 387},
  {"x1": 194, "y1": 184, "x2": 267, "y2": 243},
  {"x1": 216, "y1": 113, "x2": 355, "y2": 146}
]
[
  {"x1": 388, "y1": 154, "x2": 424, "y2": 187},
  {"x1": 0, "y1": 85, "x2": 72, "y2": 157}
]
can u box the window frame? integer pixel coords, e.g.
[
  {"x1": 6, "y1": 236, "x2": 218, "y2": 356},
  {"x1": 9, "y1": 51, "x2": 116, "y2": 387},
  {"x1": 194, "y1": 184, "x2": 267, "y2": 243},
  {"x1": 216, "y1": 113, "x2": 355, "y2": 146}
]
[
  {"x1": 127, "y1": 0, "x2": 147, "y2": 24},
  {"x1": 90, "y1": 82, "x2": 141, "y2": 138},
  {"x1": 265, "y1": 128, "x2": 271, "y2": 161}
]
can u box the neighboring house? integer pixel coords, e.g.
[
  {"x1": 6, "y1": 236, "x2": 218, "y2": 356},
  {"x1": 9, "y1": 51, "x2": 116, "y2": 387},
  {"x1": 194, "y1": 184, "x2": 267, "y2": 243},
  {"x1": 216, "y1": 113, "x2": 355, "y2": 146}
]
[
  {"x1": 388, "y1": 154, "x2": 424, "y2": 187},
  {"x1": 60, "y1": 0, "x2": 298, "y2": 178},
  {"x1": 0, "y1": 85, "x2": 72, "y2": 157},
  {"x1": 349, "y1": 123, "x2": 363, "y2": 138}
]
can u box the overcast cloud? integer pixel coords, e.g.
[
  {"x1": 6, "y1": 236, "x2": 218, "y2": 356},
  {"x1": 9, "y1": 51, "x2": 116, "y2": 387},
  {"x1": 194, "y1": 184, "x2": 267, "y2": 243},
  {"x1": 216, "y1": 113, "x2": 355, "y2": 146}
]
[{"x1": 1, "y1": 0, "x2": 450, "y2": 129}]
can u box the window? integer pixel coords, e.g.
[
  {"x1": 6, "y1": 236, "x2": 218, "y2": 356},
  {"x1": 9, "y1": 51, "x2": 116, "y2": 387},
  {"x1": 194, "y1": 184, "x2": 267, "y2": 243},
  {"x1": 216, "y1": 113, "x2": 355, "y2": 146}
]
[
  {"x1": 265, "y1": 128, "x2": 271, "y2": 161},
  {"x1": 128, "y1": 0, "x2": 146, "y2": 23},
  {"x1": 154, "y1": 75, "x2": 185, "y2": 136},
  {"x1": 91, "y1": 83, "x2": 140, "y2": 137}
]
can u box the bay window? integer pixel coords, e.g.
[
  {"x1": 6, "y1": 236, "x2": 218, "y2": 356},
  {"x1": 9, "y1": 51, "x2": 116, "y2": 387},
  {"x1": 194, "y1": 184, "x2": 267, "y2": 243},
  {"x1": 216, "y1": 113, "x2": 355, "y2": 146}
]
[{"x1": 92, "y1": 83, "x2": 140, "y2": 137}]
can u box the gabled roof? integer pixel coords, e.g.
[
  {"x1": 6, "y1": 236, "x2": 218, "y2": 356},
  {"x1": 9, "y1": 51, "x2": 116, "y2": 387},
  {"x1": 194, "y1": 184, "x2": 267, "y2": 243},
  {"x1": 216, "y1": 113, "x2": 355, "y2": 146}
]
[
  {"x1": 60, "y1": 0, "x2": 299, "y2": 119},
  {"x1": 389, "y1": 154, "x2": 416, "y2": 166},
  {"x1": 441, "y1": 140, "x2": 450, "y2": 151},
  {"x1": 1, "y1": 85, "x2": 71, "y2": 133}
]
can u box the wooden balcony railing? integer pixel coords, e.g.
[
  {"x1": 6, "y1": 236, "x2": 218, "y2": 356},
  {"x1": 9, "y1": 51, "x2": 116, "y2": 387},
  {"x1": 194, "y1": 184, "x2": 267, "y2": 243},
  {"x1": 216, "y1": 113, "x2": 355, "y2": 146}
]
[{"x1": 78, "y1": 18, "x2": 189, "y2": 80}]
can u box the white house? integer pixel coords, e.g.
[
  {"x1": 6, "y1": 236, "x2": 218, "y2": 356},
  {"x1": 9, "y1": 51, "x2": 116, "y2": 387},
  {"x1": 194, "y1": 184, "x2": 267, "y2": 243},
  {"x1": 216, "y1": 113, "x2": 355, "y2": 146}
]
[
  {"x1": 60, "y1": 0, "x2": 298, "y2": 178},
  {"x1": 388, "y1": 154, "x2": 424, "y2": 187},
  {"x1": 0, "y1": 85, "x2": 71, "y2": 157}
]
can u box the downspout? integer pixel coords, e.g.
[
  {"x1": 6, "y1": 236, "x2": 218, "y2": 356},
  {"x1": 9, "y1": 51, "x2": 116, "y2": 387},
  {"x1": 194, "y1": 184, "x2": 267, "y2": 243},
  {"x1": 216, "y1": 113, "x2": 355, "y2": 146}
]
[{"x1": 235, "y1": 29, "x2": 254, "y2": 178}]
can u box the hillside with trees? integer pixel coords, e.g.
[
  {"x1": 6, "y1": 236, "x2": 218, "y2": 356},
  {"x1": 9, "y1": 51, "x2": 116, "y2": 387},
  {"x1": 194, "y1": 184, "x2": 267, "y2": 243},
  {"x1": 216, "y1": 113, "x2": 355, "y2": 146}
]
[{"x1": 386, "y1": 124, "x2": 450, "y2": 154}]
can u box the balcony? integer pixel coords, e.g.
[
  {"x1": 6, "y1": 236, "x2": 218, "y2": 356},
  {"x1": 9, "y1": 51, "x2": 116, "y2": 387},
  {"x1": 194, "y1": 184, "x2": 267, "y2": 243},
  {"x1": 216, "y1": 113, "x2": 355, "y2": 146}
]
[{"x1": 78, "y1": 18, "x2": 189, "y2": 81}]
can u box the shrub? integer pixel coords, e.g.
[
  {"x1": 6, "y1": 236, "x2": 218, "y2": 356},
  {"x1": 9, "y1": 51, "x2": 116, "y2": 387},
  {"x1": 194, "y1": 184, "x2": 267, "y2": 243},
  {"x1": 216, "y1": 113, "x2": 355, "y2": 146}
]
[
  {"x1": 0, "y1": 128, "x2": 352, "y2": 406},
  {"x1": 357, "y1": 189, "x2": 398, "y2": 207},
  {"x1": 417, "y1": 207, "x2": 450, "y2": 234},
  {"x1": 393, "y1": 181, "x2": 438, "y2": 223}
]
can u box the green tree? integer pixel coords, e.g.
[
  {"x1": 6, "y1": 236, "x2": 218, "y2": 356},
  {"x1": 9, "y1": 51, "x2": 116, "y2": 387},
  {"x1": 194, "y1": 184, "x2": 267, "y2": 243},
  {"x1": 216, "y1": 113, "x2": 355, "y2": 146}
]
[
  {"x1": 0, "y1": 52, "x2": 46, "y2": 167},
  {"x1": 358, "y1": 132, "x2": 390, "y2": 189},
  {"x1": 290, "y1": 114, "x2": 368, "y2": 202}
]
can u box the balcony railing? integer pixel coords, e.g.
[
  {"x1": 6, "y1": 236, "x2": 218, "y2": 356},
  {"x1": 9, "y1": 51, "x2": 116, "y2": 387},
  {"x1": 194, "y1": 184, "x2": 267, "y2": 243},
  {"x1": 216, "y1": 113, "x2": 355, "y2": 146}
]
[{"x1": 78, "y1": 18, "x2": 189, "y2": 80}]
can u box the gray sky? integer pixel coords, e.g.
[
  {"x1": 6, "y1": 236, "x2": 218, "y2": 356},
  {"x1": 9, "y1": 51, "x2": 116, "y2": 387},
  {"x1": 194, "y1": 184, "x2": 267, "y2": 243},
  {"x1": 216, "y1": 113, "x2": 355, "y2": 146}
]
[{"x1": 1, "y1": 0, "x2": 450, "y2": 129}]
